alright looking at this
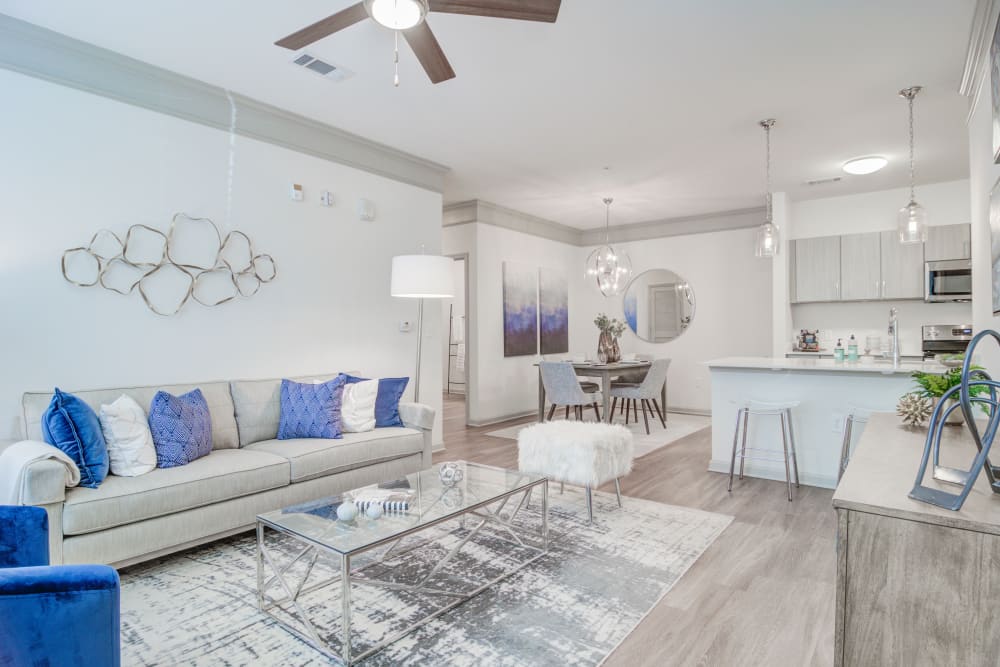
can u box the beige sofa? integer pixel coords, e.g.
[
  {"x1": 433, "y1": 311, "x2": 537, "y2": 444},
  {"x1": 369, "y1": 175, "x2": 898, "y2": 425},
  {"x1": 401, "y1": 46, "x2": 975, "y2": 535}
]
[{"x1": 12, "y1": 374, "x2": 435, "y2": 568}]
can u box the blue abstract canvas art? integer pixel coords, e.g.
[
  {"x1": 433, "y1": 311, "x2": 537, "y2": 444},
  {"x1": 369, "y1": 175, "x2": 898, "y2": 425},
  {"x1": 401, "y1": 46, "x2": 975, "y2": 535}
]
[
  {"x1": 503, "y1": 261, "x2": 538, "y2": 357},
  {"x1": 624, "y1": 293, "x2": 638, "y2": 334},
  {"x1": 539, "y1": 267, "x2": 568, "y2": 355}
]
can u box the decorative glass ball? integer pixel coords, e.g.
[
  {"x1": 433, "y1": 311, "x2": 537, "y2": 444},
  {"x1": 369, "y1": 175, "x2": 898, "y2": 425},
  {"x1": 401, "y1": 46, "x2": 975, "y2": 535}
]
[
  {"x1": 365, "y1": 503, "x2": 383, "y2": 520},
  {"x1": 336, "y1": 501, "x2": 358, "y2": 522},
  {"x1": 439, "y1": 462, "x2": 465, "y2": 487}
]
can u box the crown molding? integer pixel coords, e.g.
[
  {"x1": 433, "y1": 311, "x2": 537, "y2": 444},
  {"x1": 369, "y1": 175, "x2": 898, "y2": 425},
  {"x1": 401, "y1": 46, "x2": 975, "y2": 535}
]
[
  {"x1": 960, "y1": 0, "x2": 999, "y2": 123},
  {"x1": 0, "y1": 13, "x2": 449, "y2": 192},
  {"x1": 444, "y1": 199, "x2": 764, "y2": 246}
]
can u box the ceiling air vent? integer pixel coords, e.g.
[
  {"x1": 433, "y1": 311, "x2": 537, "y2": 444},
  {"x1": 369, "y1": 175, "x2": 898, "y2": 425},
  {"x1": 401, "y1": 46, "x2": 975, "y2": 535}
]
[
  {"x1": 291, "y1": 54, "x2": 354, "y2": 82},
  {"x1": 805, "y1": 176, "x2": 843, "y2": 186}
]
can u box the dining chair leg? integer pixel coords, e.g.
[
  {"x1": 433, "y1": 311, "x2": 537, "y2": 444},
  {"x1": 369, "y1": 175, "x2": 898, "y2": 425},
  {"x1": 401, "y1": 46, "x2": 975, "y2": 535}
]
[
  {"x1": 632, "y1": 399, "x2": 638, "y2": 423},
  {"x1": 620, "y1": 399, "x2": 625, "y2": 415},
  {"x1": 625, "y1": 401, "x2": 630, "y2": 425},
  {"x1": 651, "y1": 398, "x2": 667, "y2": 428},
  {"x1": 565, "y1": 406, "x2": 570, "y2": 420},
  {"x1": 560, "y1": 481, "x2": 564, "y2": 494},
  {"x1": 547, "y1": 404, "x2": 557, "y2": 422},
  {"x1": 640, "y1": 399, "x2": 651, "y2": 435},
  {"x1": 614, "y1": 478, "x2": 623, "y2": 507},
  {"x1": 610, "y1": 397, "x2": 618, "y2": 419},
  {"x1": 592, "y1": 402, "x2": 601, "y2": 422}
]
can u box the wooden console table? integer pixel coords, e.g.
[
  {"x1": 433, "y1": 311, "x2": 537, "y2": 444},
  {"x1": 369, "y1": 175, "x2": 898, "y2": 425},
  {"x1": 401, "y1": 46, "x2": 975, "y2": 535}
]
[{"x1": 832, "y1": 414, "x2": 1000, "y2": 665}]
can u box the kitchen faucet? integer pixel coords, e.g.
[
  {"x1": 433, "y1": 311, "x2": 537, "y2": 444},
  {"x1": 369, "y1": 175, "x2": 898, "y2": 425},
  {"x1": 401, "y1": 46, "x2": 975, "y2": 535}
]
[{"x1": 888, "y1": 307, "x2": 900, "y2": 368}]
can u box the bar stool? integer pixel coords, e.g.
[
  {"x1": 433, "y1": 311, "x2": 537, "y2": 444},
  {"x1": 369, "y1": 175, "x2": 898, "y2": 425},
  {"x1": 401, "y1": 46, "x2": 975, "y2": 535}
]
[
  {"x1": 839, "y1": 406, "x2": 888, "y2": 484},
  {"x1": 728, "y1": 399, "x2": 801, "y2": 501}
]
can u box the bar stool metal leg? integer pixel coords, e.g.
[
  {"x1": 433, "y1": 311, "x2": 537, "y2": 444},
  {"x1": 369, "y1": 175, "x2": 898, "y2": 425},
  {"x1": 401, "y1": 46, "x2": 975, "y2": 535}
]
[
  {"x1": 738, "y1": 409, "x2": 750, "y2": 480},
  {"x1": 614, "y1": 478, "x2": 623, "y2": 507},
  {"x1": 728, "y1": 408, "x2": 745, "y2": 492},
  {"x1": 838, "y1": 414, "x2": 854, "y2": 484},
  {"x1": 786, "y1": 408, "x2": 800, "y2": 487},
  {"x1": 780, "y1": 410, "x2": 793, "y2": 501}
]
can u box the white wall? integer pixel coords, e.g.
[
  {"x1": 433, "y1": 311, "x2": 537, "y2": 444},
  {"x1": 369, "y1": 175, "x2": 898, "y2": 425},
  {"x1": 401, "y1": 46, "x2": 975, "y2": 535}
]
[
  {"x1": 0, "y1": 69, "x2": 444, "y2": 442},
  {"x1": 787, "y1": 179, "x2": 973, "y2": 354},
  {"x1": 573, "y1": 227, "x2": 773, "y2": 413},
  {"x1": 969, "y1": 26, "x2": 1000, "y2": 373}
]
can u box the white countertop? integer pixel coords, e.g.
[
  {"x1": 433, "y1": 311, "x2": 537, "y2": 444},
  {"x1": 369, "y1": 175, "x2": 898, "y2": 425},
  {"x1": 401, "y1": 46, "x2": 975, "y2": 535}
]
[{"x1": 706, "y1": 356, "x2": 950, "y2": 375}]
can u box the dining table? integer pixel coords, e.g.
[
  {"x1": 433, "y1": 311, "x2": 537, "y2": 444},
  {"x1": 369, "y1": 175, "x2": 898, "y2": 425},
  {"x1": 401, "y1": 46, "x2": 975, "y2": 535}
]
[{"x1": 535, "y1": 360, "x2": 666, "y2": 424}]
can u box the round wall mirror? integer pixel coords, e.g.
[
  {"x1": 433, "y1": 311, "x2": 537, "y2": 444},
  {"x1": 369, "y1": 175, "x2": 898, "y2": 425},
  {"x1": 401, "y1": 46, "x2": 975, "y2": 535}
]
[{"x1": 622, "y1": 269, "x2": 695, "y2": 343}]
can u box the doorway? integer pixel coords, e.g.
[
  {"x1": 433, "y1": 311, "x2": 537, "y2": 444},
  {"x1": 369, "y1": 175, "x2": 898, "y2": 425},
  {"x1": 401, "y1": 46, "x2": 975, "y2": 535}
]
[{"x1": 443, "y1": 254, "x2": 470, "y2": 433}]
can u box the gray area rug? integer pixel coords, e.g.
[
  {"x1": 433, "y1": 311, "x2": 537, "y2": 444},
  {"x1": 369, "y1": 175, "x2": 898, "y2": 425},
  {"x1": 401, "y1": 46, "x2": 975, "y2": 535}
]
[{"x1": 120, "y1": 488, "x2": 732, "y2": 666}]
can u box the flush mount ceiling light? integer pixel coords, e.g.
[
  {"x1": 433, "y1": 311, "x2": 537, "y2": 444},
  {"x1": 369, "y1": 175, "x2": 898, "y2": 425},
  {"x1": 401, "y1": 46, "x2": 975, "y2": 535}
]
[
  {"x1": 364, "y1": 0, "x2": 428, "y2": 30},
  {"x1": 842, "y1": 156, "x2": 888, "y2": 175},
  {"x1": 754, "y1": 119, "x2": 779, "y2": 259},
  {"x1": 898, "y1": 86, "x2": 927, "y2": 245},
  {"x1": 586, "y1": 198, "x2": 633, "y2": 297}
]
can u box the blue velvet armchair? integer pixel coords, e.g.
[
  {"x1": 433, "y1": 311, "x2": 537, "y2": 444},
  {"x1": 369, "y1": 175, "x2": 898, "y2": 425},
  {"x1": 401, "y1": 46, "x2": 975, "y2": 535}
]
[{"x1": 0, "y1": 505, "x2": 120, "y2": 667}]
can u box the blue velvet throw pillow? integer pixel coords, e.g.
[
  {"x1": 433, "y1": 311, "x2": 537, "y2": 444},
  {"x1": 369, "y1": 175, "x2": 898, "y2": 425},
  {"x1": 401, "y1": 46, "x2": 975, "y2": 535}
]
[
  {"x1": 148, "y1": 388, "x2": 212, "y2": 468},
  {"x1": 278, "y1": 376, "x2": 346, "y2": 440},
  {"x1": 343, "y1": 375, "x2": 409, "y2": 428},
  {"x1": 41, "y1": 388, "x2": 109, "y2": 489}
]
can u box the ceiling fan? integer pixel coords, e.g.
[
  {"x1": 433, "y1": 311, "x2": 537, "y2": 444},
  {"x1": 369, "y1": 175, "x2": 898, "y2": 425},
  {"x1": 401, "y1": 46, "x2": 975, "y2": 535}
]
[{"x1": 275, "y1": 0, "x2": 562, "y2": 85}]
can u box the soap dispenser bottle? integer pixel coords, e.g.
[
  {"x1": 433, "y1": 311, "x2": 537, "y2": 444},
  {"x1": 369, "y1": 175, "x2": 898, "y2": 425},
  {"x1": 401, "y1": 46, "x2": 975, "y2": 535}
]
[
  {"x1": 847, "y1": 334, "x2": 859, "y2": 362},
  {"x1": 834, "y1": 338, "x2": 845, "y2": 362}
]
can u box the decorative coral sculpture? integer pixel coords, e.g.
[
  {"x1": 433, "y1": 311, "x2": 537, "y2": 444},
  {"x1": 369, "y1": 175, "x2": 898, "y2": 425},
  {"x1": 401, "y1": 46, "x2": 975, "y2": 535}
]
[{"x1": 897, "y1": 392, "x2": 933, "y2": 428}]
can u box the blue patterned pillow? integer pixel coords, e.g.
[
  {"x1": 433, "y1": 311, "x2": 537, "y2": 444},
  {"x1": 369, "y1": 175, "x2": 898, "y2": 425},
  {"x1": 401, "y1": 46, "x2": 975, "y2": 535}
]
[
  {"x1": 343, "y1": 375, "x2": 409, "y2": 428},
  {"x1": 41, "y1": 388, "x2": 109, "y2": 488},
  {"x1": 278, "y1": 376, "x2": 346, "y2": 440},
  {"x1": 148, "y1": 389, "x2": 212, "y2": 468}
]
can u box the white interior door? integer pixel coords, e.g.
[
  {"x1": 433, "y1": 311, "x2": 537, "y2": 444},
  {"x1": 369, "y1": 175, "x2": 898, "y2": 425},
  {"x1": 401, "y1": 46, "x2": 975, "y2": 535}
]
[{"x1": 649, "y1": 283, "x2": 680, "y2": 342}]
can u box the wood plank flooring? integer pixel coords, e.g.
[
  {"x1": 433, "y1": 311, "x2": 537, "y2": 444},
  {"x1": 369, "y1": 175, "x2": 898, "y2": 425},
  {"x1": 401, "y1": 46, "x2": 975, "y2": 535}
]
[{"x1": 435, "y1": 393, "x2": 836, "y2": 666}]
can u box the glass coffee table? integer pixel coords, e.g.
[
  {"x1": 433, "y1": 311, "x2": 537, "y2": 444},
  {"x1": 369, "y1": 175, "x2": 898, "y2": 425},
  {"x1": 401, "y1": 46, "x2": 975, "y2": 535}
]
[{"x1": 256, "y1": 461, "x2": 549, "y2": 665}]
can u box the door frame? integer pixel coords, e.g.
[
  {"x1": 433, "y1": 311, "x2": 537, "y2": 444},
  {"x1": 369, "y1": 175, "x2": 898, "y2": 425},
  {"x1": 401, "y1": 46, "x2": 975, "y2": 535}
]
[{"x1": 447, "y1": 252, "x2": 471, "y2": 427}]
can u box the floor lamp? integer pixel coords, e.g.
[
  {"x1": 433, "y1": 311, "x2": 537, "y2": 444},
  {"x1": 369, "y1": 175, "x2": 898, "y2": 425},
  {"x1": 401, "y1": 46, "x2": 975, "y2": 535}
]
[{"x1": 390, "y1": 254, "x2": 454, "y2": 404}]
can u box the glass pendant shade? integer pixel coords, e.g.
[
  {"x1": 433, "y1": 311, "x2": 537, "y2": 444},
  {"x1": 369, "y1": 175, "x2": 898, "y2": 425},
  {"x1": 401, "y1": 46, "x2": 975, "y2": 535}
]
[
  {"x1": 755, "y1": 221, "x2": 780, "y2": 258},
  {"x1": 586, "y1": 244, "x2": 633, "y2": 297},
  {"x1": 897, "y1": 200, "x2": 928, "y2": 244}
]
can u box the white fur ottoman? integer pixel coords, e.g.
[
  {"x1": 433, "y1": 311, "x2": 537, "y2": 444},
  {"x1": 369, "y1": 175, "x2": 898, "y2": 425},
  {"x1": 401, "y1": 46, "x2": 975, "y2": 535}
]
[{"x1": 517, "y1": 421, "x2": 634, "y2": 522}]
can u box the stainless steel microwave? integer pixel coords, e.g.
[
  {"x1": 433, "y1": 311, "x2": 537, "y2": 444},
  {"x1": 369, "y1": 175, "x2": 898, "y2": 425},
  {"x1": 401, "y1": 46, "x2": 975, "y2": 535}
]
[{"x1": 925, "y1": 259, "x2": 972, "y2": 302}]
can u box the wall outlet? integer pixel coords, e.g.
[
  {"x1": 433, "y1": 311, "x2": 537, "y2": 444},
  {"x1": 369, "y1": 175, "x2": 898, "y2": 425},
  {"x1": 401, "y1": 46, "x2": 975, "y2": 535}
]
[
  {"x1": 399, "y1": 320, "x2": 412, "y2": 332},
  {"x1": 290, "y1": 183, "x2": 304, "y2": 201}
]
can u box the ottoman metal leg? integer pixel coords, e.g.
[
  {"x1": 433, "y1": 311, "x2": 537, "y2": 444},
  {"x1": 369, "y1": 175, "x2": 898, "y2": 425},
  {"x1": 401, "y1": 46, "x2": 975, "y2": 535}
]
[
  {"x1": 614, "y1": 478, "x2": 622, "y2": 507},
  {"x1": 585, "y1": 486, "x2": 593, "y2": 523}
]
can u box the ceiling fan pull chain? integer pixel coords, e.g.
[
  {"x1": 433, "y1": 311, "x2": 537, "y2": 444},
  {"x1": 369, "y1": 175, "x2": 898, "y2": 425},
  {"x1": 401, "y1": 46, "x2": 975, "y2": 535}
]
[{"x1": 393, "y1": 30, "x2": 400, "y2": 87}]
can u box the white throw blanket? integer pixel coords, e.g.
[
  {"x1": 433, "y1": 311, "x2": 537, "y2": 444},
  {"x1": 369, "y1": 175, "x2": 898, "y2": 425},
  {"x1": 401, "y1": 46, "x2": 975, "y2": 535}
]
[{"x1": 0, "y1": 440, "x2": 80, "y2": 504}]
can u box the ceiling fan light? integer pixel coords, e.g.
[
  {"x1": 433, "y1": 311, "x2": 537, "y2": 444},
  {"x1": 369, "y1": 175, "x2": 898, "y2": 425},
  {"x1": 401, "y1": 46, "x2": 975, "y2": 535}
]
[
  {"x1": 366, "y1": 0, "x2": 427, "y2": 30},
  {"x1": 842, "y1": 156, "x2": 888, "y2": 175}
]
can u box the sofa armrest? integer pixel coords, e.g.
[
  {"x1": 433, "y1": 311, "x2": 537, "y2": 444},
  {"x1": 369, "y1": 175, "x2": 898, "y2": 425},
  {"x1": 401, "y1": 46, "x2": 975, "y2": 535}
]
[
  {"x1": 399, "y1": 402, "x2": 435, "y2": 432},
  {"x1": 17, "y1": 457, "x2": 71, "y2": 507},
  {"x1": 399, "y1": 402, "x2": 435, "y2": 468},
  {"x1": 0, "y1": 565, "x2": 120, "y2": 667}
]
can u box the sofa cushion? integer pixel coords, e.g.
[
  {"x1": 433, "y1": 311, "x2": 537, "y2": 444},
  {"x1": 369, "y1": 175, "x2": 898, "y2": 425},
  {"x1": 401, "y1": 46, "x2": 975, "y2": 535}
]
[
  {"x1": 277, "y1": 377, "x2": 345, "y2": 440},
  {"x1": 61, "y1": 449, "x2": 289, "y2": 535},
  {"x1": 244, "y1": 427, "x2": 423, "y2": 483},
  {"x1": 23, "y1": 381, "x2": 239, "y2": 451},
  {"x1": 230, "y1": 373, "x2": 350, "y2": 447},
  {"x1": 149, "y1": 389, "x2": 213, "y2": 468},
  {"x1": 41, "y1": 389, "x2": 109, "y2": 489}
]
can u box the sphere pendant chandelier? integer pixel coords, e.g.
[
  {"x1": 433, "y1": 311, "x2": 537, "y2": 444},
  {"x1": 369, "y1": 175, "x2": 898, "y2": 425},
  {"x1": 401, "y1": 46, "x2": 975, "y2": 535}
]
[{"x1": 586, "y1": 197, "x2": 633, "y2": 296}]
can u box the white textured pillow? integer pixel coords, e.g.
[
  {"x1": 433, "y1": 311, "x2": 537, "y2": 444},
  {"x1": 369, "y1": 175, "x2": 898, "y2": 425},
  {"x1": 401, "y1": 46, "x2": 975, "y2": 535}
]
[
  {"x1": 99, "y1": 394, "x2": 157, "y2": 476},
  {"x1": 341, "y1": 379, "x2": 378, "y2": 433}
]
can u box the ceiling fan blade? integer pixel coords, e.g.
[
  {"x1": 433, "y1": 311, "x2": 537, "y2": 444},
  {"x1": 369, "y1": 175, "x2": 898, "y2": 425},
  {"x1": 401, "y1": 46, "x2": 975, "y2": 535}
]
[
  {"x1": 275, "y1": 3, "x2": 369, "y2": 50},
  {"x1": 428, "y1": 0, "x2": 561, "y2": 22},
  {"x1": 402, "y1": 22, "x2": 456, "y2": 84}
]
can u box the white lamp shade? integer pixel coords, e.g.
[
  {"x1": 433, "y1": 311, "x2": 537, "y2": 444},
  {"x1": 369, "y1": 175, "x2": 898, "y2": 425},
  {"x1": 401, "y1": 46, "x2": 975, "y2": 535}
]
[{"x1": 390, "y1": 255, "x2": 454, "y2": 298}]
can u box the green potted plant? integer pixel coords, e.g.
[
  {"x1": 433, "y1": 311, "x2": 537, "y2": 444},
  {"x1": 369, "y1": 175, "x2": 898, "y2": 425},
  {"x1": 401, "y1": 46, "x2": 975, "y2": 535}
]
[
  {"x1": 593, "y1": 313, "x2": 627, "y2": 363},
  {"x1": 908, "y1": 367, "x2": 988, "y2": 425}
]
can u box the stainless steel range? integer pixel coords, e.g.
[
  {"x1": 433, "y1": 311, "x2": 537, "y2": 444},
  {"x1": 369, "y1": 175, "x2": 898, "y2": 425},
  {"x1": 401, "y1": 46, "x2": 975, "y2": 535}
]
[{"x1": 921, "y1": 324, "x2": 973, "y2": 359}]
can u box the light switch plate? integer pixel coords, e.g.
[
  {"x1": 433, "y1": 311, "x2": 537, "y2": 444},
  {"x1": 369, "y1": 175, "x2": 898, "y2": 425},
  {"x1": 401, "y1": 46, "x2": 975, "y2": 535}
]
[
  {"x1": 358, "y1": 198, "x2": 376, "y2": 221},
  {"x1": 320, "y1": 191, "x2": 334, "y2": 207}
]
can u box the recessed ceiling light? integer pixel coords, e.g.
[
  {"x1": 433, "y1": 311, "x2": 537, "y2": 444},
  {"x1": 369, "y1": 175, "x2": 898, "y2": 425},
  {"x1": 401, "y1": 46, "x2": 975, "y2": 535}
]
[
  {"x1": 842, "y1": 156, "x2": 888, "y2": 175},
  {"x1": 365, "y1": 0, "x2": 427, "y2": 30}
]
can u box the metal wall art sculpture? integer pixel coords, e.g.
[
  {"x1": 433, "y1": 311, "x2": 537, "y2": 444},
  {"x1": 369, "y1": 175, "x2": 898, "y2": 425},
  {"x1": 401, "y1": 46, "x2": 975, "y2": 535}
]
[
  {"x1": 910, "y1": 329, "x2": 1000, "y2": 510},
  {"x1": 61, "y1": 213, "x2": 276, "y2": 316}
]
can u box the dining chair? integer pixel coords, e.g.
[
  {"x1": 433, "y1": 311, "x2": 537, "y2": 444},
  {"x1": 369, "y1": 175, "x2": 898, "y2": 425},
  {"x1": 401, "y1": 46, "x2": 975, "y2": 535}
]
[
  {"x1": 610, "y1": 358, "x2": 671, "y2": 434},
  {"x1": 539, "y1": 361, "x2": 603, "y2": 421}
]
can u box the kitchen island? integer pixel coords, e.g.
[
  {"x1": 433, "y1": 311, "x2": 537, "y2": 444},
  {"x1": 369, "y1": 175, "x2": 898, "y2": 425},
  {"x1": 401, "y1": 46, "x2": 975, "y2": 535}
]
[{"x1": 706, "y1": 356, "x2": 949, "y2": 489}]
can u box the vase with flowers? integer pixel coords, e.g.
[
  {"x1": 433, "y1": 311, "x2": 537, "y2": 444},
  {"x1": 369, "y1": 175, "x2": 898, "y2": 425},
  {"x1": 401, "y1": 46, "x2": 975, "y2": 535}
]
[{"x1": 594, "y1": 313, "x2": 626, "y2": 364}]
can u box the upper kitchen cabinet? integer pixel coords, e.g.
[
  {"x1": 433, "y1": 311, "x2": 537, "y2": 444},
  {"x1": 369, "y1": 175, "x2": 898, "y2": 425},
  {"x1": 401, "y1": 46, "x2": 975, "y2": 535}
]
[
  {"x1": 840, "y1": 232, "x2": 881, "y2": 300},
  {"x1": 793, "y1": 236, "x2": 841, "y2": 302},
  {"x1": 924, "y1": 223, "x2": 971, "y2": 262},
  {"x1": 879, "y1": 230, "x2": 924, "y2": 299}
]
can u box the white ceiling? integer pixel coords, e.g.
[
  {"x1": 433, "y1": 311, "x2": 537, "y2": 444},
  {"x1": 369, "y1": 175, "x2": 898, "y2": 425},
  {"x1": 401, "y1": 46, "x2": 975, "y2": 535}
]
[{"x1": 0, "y1": 0, "x2": 977, "y2": 229}]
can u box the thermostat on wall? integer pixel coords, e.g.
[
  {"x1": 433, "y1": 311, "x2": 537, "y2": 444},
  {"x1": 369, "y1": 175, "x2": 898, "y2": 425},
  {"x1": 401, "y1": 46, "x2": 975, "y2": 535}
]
[
  {"x1": 290, "y1": 183, "x2": 304, "y2": 201},
  {"x1": 358, "y1": 198, "x2": 376, "y2": 221}
]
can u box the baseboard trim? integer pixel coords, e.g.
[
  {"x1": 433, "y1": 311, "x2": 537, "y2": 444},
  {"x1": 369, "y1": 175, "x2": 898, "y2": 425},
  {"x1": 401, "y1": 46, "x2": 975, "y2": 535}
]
[
  {"x1": 467, "y1": 410, "x2": 536, "y2": 428},
  {"x1": 707, "y1": 459, "x2": 836, "y2": 490}
]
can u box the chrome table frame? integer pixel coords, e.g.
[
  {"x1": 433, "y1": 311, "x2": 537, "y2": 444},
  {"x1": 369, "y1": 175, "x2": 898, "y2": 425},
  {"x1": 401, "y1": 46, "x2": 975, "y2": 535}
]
[{"x1": 256, "y1": 475, "x2": 549, "y2": 665}]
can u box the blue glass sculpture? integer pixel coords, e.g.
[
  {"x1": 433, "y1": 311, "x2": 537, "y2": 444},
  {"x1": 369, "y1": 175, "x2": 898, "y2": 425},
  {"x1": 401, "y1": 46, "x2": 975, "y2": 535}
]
[{"x1": 909, "y1": 329, "x2": 1000, "y2": 511}]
